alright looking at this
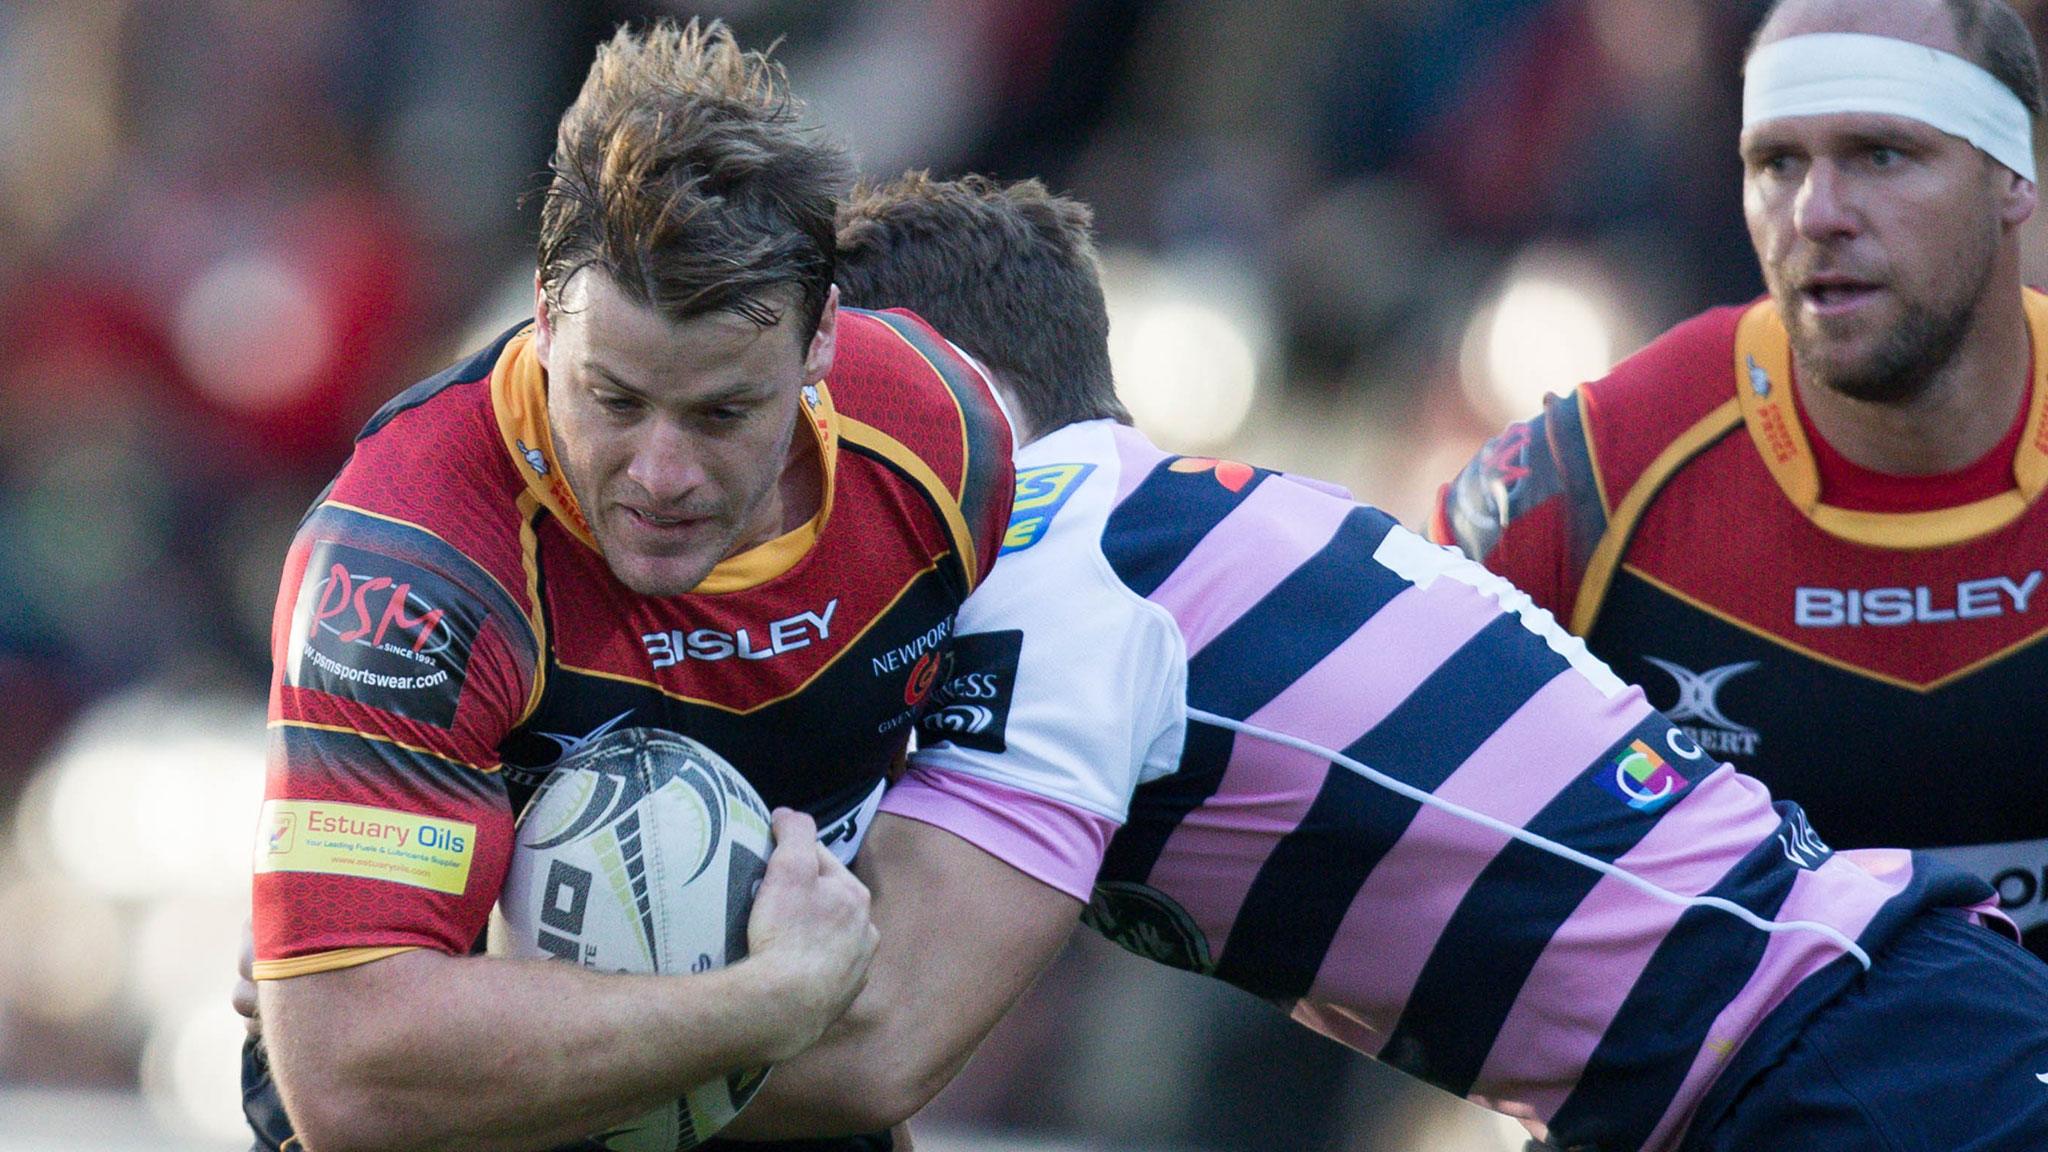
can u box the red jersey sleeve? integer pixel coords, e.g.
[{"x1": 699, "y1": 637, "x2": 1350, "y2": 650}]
[
  {"x1": 1431, "y1": 390, "x2": 1608, "y2": 625},
  {"x1": 252, "y1": 503, "x2": 537, "y2": 979}
]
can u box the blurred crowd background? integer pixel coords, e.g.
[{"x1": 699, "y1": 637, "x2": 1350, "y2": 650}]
[{"x1": 4, "y1": 1, "x2": 2048, "y2": 1148}]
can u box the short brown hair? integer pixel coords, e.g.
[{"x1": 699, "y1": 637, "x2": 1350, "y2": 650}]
[
  {"x1": 835, "y1": 173, "x2": 1130, "y2": 434},
  {"x1": 538, "y1": 20, "x2": 847, "y2": 336}
]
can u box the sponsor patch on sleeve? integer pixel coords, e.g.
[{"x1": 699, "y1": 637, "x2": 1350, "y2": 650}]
[
  {"x1": 285, "y1": 541, "x2": 479, "y2": 728},
  {"x1": 255, "y1": 799, "x2": 476, "y2": 894},
  {"x1": 1002, "y1": 464, "x2": 1094, "y2": 555},
  {"x1": 915, "y1": 630, "x2": 1022, "y2": 753}
]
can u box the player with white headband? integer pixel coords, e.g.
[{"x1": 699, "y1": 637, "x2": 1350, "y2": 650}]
[{"x1": 1439, "y1": 0, "x2": 2048, "y2": 1140}]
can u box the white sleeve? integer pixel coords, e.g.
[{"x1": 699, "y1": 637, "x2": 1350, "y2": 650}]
[{"x1": 900, "y1": 444, "x2": 1187, "y2": 822}]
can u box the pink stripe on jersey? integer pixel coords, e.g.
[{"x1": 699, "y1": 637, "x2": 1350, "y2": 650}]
[
  {"x1": 1148, "y1": 473, "x2": 1354, "y2": 657},
  {"x1": 1638, "y1": 849, "x2": 1906, "y2": 1151},
  {"x1": 1475, "y1": 765, "x2": 1785, "y2": 1121},
  {"x1": 1146, "y1": 580, "x2": 1504, "y2": 952},
  {"x1": 881, "y1": 766, "x2": 1117, "y2": 902},
  {"x1": 1303, "y1": 674, "x2": 1658, "y2": 1052},
  {"x1": 1112, "y1": 424, "x2": 1162, "y2": 505}
]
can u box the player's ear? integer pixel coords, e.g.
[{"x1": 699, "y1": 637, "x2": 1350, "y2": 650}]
[
  {"x1": 1999, "y1": 171, "x2": 2038, "y2": 230},
  {"x1": 803, "y1": 285, "x2": 839, "y2": 385},
  {"x1": 533, "y1": 271, "x2": 556, "y2": 369}
]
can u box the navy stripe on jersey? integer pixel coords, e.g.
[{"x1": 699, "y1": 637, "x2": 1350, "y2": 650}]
[
  {"x1": 1544, "y1": 394, "x2": 1609, "y2": 578},
  {"x1": 1215, "y1": 612, "x2": 1569, "y2": 1000},
  {"x1": 276, "y1": 724, "x2": 503, "y2": 805},
  {"x1": 1100, "y1": 720, "x2": 1238, "y2": 888},
  {"x1": 1546, "y1": 810, "x2": 1806, "y2": 1148},
  {"x1": 1184, "y1": 507, "x2": 1403, "y2": 721},
  {"x1": 303, "y1": 505, "x2": 535, "y2": 656},
  {"x1": 359, "y1": 322, "x2": 524, "y2": 443},
  {"x1": 1379, "y1": 713, "x2": 1686, "y2": 1095},
  {"x1": 1104, "y1": 464, "x2": 1277, "y2": 599},
  {"x1": 861, "y1": 309, "x2": 1012, "y2": 556}
]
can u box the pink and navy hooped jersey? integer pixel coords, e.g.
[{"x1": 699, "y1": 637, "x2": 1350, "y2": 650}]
[{"x1": 884, "y1": 419, "x2": 2005, "y2": 1152}]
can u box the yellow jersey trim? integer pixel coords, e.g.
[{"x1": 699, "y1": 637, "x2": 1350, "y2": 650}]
[
  {"x1": 1571, "y1": 399, "x2": 1743, "y2": 637},
  {"x1": 1733, "y1": 292, "x2": 2048, "y2": 550},
  {"x1": 253, "y1": 945, "x2": 419, "y2": 981},
  {"x1": 868, "y1": 317, "x2": 971, "y2": 500},
  {"x1": 516, "y1": 489, "x2": 548, "y2": 725},
  {"x1": 1577, "y1": 388, "x2": 1613, "y2": 517},
  {"x1": 837, "y1": 414, "x2": 978, "y2": 589},
  {"x1": 268, "y1": 719, "x2": 497, "y2": 775},
  {"x1": 489, "y1": 329, "x2": 598, "y2": 550}
]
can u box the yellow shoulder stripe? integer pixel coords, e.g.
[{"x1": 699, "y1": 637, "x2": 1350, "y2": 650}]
[
  {"x1": 1571, "y1": 398, "x2": 1743, "y2": 637},
  {"x1": 252, "y1": 945, "x2": 420, "y2": 981},
  {"x1": 838, "y1": 414, "x2": 978, "y2": 588}
]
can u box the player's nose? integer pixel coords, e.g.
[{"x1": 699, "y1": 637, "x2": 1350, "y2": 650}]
[
  {"x1": 625, "y1": 419, "x2": 708, "y2": 503},
  {"x1": 1792, "y1": 160, "x2": 1861, "y2": 242}
]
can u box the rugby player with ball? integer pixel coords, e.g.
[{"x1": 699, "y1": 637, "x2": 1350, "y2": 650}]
[{"x1": 245, "y1": 21, "x2": 1021, "y2": 1152}]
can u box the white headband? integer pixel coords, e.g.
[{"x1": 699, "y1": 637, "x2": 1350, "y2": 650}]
[{"x1": 1744, "y1": 32, "x2": 2036, "y2": 182}]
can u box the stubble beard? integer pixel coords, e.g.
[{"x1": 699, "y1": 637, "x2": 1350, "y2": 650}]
[{"x1": 1783, "y1": 241, "x2": 1997, "y2": 408}]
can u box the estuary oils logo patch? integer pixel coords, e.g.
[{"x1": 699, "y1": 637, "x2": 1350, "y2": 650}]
[
  {"x1": 255, "y1": 799, "x2": 475, "y2": 894},
  {"x1": 1002, "y1": 464, "x2": 1094, "y2": 555}
]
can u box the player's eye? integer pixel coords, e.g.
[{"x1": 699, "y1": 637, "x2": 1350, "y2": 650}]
[
  {"x1": 1868, "y1": 145, "x2": 1900, "y2": 169},
  {"x1": 1748, "y1": 150, "x2": 1794, "y2": 178},
  {"x1": 595, "y1": 391, "x2": 641, "y2": 415}
]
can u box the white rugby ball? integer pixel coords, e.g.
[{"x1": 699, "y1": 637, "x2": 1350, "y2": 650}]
[{"x1": 500, "y1": 726, "x2": 774, "y2": 1150}]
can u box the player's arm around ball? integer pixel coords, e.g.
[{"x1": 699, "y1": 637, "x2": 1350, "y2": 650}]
[
  {"x1": 259, "y1": 810, "x2": 876, "y2": 1152},
  {"x1": 719, "y1": 810, "x2": 1083, "y2": 1138}
]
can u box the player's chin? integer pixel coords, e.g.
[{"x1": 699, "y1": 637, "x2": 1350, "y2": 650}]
[{"x1": 608, "y1": 549, "x2": 722, "y2": 598}]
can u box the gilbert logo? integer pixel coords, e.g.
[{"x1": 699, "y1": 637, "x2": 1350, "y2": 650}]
[{"x1": 1643, "y1": 657, "x2": 1761, "y2": 758}]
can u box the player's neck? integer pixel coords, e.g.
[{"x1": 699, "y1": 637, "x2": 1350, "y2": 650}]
[
  {"x1": 774, "y1": 407, "x2": 826, "y2": 533},
  {"x1": 1796, "y1": 285, "x2": 2031, "y2": 477}
]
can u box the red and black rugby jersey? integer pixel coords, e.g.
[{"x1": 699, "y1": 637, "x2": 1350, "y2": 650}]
[
  {"x1": 1435, "y1": 290, "x2": 2048, "y2": 953},
  {"x1": 254, "y1": 307, "x2": 1012, "y2": 977}
]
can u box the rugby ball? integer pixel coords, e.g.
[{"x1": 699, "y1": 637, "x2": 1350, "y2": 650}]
[{"x1": 500, "y1": 726, "x2": 774, "y2": 1150}]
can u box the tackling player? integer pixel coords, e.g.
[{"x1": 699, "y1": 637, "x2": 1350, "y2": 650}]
[
  {"x1": 244, "y1": 22, "x2": 1018, "y2": 1152},
  {"x1": 1436, "y1": 0, "x2": 2048, "y2": 956},
  {"x1": 763, "y1": 172, "x2": 2048, "y2": 1152}
]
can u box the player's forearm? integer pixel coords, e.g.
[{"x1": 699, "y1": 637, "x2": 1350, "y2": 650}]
[
  {"x1": 263, "y1": 948, "x2": 819, "y2": 1152},
  {"x1": 722, "y1": 941, "x2": 943, "y2": 1136},
  {"x1": 723, "y1": 813, "x2": 1080, "y2": 1138}
]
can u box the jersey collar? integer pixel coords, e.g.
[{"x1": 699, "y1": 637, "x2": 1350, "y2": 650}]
[
  {"x1": 1733, "y1": 289, "x2": 2048, "y2": 548},
  {"x1": 488, "y1": 326, "x2": 840, "y2": 593}
]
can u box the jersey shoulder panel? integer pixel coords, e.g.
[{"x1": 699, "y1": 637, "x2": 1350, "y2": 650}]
[
  {"x1": 1439, "y1": 305, "x2": 1751, "y2": 625},
  {"x1": 1436, "y1": 391, "x2": 1603, "y2": 620},
  {"x1": 324, "y1": 330, "x2": 540, "y2": 639},
  {"x1": 830, "y1": 308, "x2": 1015, "y2": 590},
  {"x1": 1577, "y1": 303, "x2": 1750, "y2": 500}
]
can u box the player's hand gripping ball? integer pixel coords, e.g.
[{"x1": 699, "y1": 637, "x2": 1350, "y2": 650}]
[{"x1": 500, "y1": 727, "x2": 773, "y2": 1150}]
